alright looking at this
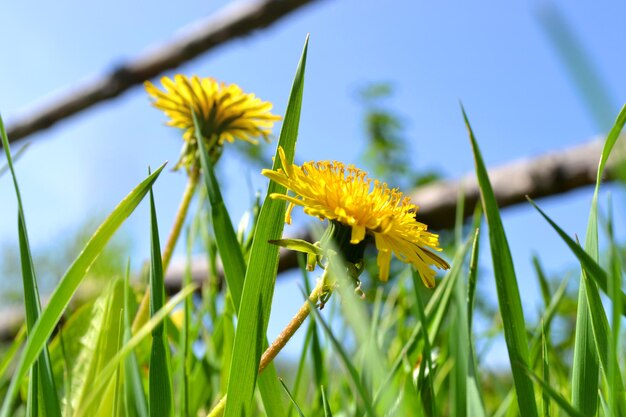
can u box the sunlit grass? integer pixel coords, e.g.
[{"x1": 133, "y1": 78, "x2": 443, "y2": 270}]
[{"x1": 0, "y1": 37, "x2": 625, "y2": 417}]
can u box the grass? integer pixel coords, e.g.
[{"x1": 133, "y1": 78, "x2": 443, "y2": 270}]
[{"x1": 1, "y1": 39, "x2": 626, "y2": 417}]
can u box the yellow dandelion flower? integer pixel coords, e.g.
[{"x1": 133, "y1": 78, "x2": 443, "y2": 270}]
[
  {"x1": 145, "y1": 74, "x2": 281, "y2": 169},
  {"x1": 262, "y1": 147, "x2": 450, "y2": 287}
]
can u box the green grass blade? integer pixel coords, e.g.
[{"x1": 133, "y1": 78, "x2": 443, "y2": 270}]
[
  {"x1": 0, "y1": 141, "x2": 29, "y2": 178},
  {"x1": 532, "y1": 256, "x2": 552, "y2": 309},
  {"x1": 195, "y1": 116, "x2": 246, "y2": 308},
  {"x1": 74, "y1": 285, "x2": 197, "y2": 417},
  {"x1": 0, "y1": 115, "x2": 61, "y2": 417},
  {"x1": 466, "y1": 229, "x2": 487, "y2": 417},
  {"x1": 374, "y1": 234, "x2": 474, "y2": 405},
  {"x1": 321, "y1": 386, "x2": 333, "y2": 417},
  {"x1": 412, "y1": 271, "x2": 437, "y2": 417},
  {"x1": 467, "y1": 228, "x2": 481, "y2": 334},
  {"x1": 524, "y1": 367, "x2": 585, "y2": 417},
  {"x1": 69, "y1": 279, "x2": 126, "y2": 416},
  {"x1": 180, "y1": 227, "x2": 194, "y2": 417},
  {"x1": 279, "y1": 379, "x2": 306, "y2": 417},
  {"x1": 463, "y1": 106, "x2": 538, "y2": 417},
  {"x1": 571, "y1": 103, "x2": 626, "y2": 413},
  {"x1": 224, "y1": 36, "x2": 308, "y2": 417},
  {"x1": 527, "y1": 198, "x2": 626, "y2": 309},
  {"x1": 148, "y1": 186, "x2": 173, "y2": 417},
  {"x1": 581, "y1": 269, "x2": 626, "y2": 413},
  {"x1": 0, "y1": 326, "x2": 25, "y2": 382},
  {"x1": 194, "y1": 114, "x2": 286, "y2": 415},
  {"x1": 541, "y1": 322, "x2": 551, "y2": 417},
  {"x1": 607, "y1": 199, "x2": 623, "y2": 417},
  {"x1": 309, "y1": 295, "x2": 377, "y2": 416},
  {"x1": 123, "y1": 264, "x2": 148, "y2": 417},
  {"x1": 0, "y1": 163, "x2": 166, "y2": 417}
]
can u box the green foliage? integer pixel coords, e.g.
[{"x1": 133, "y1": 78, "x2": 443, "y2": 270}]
[{"x1": 2, "y1": 42, "x2": 626, "y2": 417}]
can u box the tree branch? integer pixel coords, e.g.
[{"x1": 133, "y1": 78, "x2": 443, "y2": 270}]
[{"x1": 3, "y1": 0, "x2": 324, "y2": 144}]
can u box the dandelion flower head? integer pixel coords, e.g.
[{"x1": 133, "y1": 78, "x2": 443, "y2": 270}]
[
  {"x1": 262, "y1": 147, "x2": 450, "y2": 287},
  {"x1": 145, "y1": 75, "x2": 281, "y2": 169}
]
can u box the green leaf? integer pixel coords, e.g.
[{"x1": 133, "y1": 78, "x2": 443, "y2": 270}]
[
  {"x1": 224, "y1": 36, "x2": 308, "y2": 417},
  {"x1": 194, "y1": 113, "x2": 286, "y2": 414},
  {"x1": 571, "y1": 103, "x2": 626, "y2": 414},
  {"x1": 123, "y1": 264, "x2": 148, "y2": 417},
  {"x1": 466, "y1": 229, "x2": 487, "y2": 417},
  {"x1": 269, "y1": 239, "x2": 323, "y2": 257},
  {"x1": 606, "y1": 198, "x2": 624, "y2": 417},
  {"x1": 309, "y1": 292, "x2": 377, "y2": 417},
  {"x1": 0, "y1": 115, "x2": 61, "y2": 417},
  {"x1": 412, "y1": 271, "x2": 437, "y2": 417},
  {"x1": 321, "y1": 386, "x2": 333, "y2": 417},
  {"x1": 527, "y1": 199, "x2": 626, "y2": 310},
  {"x1": 0, "y1": 163, "x2": 166, "y2": 417},
  {"x1": 195, "y1": 121, "x2": 246, "y2": 307},
  {"x1": 279, "y1": 379, "x2": 306, "y2": 417},
  {"x1": 463, "y1": 106, "x2": 538, "y2": 417},
  {"x1": 581, "y1": 269, "x2": 626, "y2": 413},
  {"x1": 74, "y1": 285, "x2": 197, "y2": 417},
  {"x1": 374, "y1": 233, "x2": 475, "y2": 406},
  {"x1": 0, "y1": 141, "x2": 29, "y2": 178},
  {"x1": 69, "y1": 280, "x2": 126, "y2": 416},
  {"x1": 179, "y1": 227, "x2": 195, "y2": 417},
  {"x1": 524, "y1": 367, "x2": 585, "y2": 417},
  {"x1": 148, "y1": 185, "x2": 173, "y2": 417},
  {"x1": 541, "y1": 322, "x2": 551, "y2": 417}
]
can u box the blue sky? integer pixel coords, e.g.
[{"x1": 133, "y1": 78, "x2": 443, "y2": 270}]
[{"x1": 1, "y1": 1, "x2": 626, "y2": 366}]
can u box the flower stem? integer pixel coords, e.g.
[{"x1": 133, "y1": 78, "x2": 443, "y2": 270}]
[
  {"x1": 206, "y1": 271, "x2": 331, "y2": 417},
  {"x1": 132, "y1": 169, "x2": 199, "y2": 333}
]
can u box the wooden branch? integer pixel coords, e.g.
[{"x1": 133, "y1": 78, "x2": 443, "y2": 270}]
[
  {"x1": 3, "y1": 0, "x2": 324, "y2": 144},
  {"x1": 0, "y1": 138, "x2": 618, "y2": 341}
]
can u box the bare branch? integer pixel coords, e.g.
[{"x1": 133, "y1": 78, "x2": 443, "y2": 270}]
[{"x1": 3, "y1": 0, "x2": 324, "y2": 144}]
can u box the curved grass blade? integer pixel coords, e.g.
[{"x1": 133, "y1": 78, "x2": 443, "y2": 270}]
[
  {"x1": 0, "y1": 115, "x2": 61, "y2": 417},
  {"x1": 463, "y1": 106, "x2": 538, "y2": 417},
  {"x1": 524, "y1": 366, "x2": 585, "y2": 417},
  {"x1": 527, "y1": 198, "x2": 626, "y2": 309},
  {"x1": 148, "y1": 186, "x2": 173, "y2": 417},
  {"x1": 224, "y1": 36, "x2": 308, "y2": 417},
  {"x1": 0, "y1": 163, "x2": 166, "y2": 417}
]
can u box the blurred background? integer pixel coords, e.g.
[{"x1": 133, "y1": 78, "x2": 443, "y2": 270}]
[{"x1": 1, "y1": 0, "x2": 625, "y2": 369}]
